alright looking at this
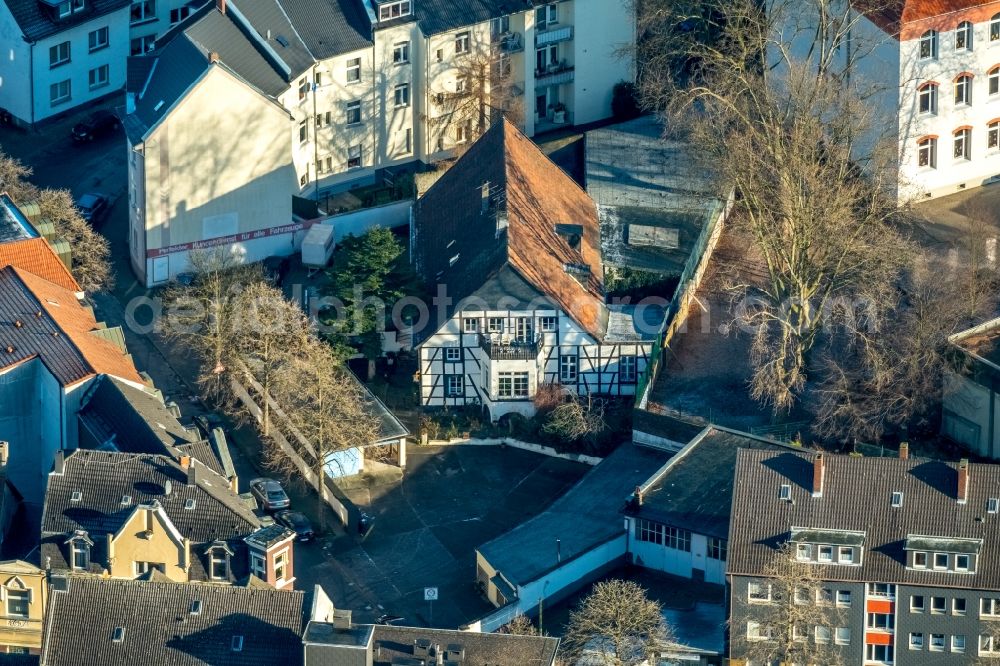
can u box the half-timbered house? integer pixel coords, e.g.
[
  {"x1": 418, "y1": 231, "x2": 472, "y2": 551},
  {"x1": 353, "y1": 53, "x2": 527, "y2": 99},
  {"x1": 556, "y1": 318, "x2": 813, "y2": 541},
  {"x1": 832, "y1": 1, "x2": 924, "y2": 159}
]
[{"x1": 411, "y1": 119, "x2": 661, "y2": 419}]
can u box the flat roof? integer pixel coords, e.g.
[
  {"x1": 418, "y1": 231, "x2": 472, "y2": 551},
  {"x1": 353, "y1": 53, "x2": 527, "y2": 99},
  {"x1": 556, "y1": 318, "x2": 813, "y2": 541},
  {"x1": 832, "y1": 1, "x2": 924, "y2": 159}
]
[{"x1": 0, "y1": 194, "x2": 39, "y2": 243}]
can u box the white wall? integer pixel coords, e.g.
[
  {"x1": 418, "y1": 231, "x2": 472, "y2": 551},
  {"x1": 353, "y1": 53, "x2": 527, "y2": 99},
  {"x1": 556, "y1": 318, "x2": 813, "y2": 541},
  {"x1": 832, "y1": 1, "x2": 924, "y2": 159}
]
[
  {"x1": 0, "y1": 2, "x2": 33, "y2": 123},
  {"x1": 570, "y1": 0, "x2": 635, "y2": 125},
  {"x1": 625, "y1": 517, "x2": 726, "y2": 584},
  {"x1": 942, "y1": 371, "x2": 999, "y2": 458}
]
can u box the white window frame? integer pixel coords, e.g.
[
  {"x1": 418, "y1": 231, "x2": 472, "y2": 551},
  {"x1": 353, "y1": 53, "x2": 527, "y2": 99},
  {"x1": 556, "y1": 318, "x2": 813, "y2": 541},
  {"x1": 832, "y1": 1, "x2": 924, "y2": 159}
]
[
  {"x1": 88, "y1": 64, "x2": 109, "y2": 90},
  {"x1": 835, "y1": 627, "x2": 850, "y2": 645},
  {"x1": 919, "y1": 29, "x2": 938, "y2": 59},
  {"x1": 931, "y1": 596, "x2": 946, "y2": 614},
  {"x1": 446, "y1": 374, "x2": 463, "y2": 396},
  {"x1": 394, "y1": 83, "x2": 410, "y2": 107},
  {"x1": 956, "y1": 553, "x2": 971, "y2": 571},
  {"x1": 918, "y1": 138, "x2": 937, "y2": 169},
  {"x1": 620, "y1": 355, "x2": 638, "y2": 384},
  {"x1": 839, "y1": 546, "x2": 854, "y2": 563},
  {"x1": 954, "y1": 597, "x2": 967, "y2": 615},
  {"x1": 346, "y1": 57, "x2": 361, "y2": 83},
  {"x1": 487, "y1": 317, "x2": 503, "y2": 333},
  {"x1": 445, "y1": 346, "x2": 461, "y2": 362},
  {"x1": 918, "y1": 83, "x2": 938, "y2": 115},
  {"x1": 929, "y1": 633, "x2": 945, "y2": 651},
  {"x1": 933, "y1": 552, "x2": 948, "y2": 569},
  {"x1": 560, "y1": 353, "x2": 578, "y2": 382},
  {"x1": 992, "y1": 13, "x2": 1000, "y2": 42},
  {"x1": 88, "y1": 26, "x2": 109, "y2": 51},
  {"x1": 347, "y1": 144, "x2": 362, "y2": 169},
  {"x1": 346, "y1": 100, "x2": 361, "y2": 125},
  {"x1": 956, "y1": 75, "x2": 973, "y2": 106},
  {"x1": 911, "y1": 594, "x2": 925, "y2": 612},
  {"x1": 818, "y1": 545, "x2": 833, "y2": 562},
  {"x1": 377, "y1": 0, "x2": 410, "y2": 21},
  {"x1": 5, "y1": 589, "x2": 29, "y2": 618},
  {"x1": 130, "y1": 0, "x2": 155, "y2": 24},
  {"x1": 274, "y1": 548, "x2": 289, "y2": 584},
  {"x1": 815, "y1": 626, "x2": 831, "y2": 644},
  {"x1": 49, "y1": 79, "x2": 71, "y2": 106},
  {"x1": 498, "y1": 371, "x2": 529, "y2": 399},
  {"x1": 954, "y1": 634, "x2": 966, "y2": 653},
  {"x1": 455, "y1": 31, "x2": 471, "y2": 54},
  {"x1": 393, "y1": 41, "x2": 410, "y2": 64},
  {"x1": 462, "y1": 317, "x2": 478, "y2": 333},
  {"x1": 209, "y1": 549, "x2": 228, "y2": 580},
  {"x1": 748, "y1": 581, "x2": 771, "y2": 603},
  {"x1": 49, "y1": 41, "x2": 70, "y2": 67},
  {"x1": 956, "y1": 21, "x2": 973, "y2": 51},
  {"x1": 910, "y1": 632, "x2": 924, "y2": 650},
  {"x1": 836, "y1": 589, "x2": 851, "y2": 607}
]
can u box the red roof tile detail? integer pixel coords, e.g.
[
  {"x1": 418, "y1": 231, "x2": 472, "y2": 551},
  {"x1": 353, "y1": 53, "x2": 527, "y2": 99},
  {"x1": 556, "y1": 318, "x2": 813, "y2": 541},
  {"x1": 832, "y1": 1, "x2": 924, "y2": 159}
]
[{"x1": 0, "y1": 237, "x2": 80, "y2": 292}]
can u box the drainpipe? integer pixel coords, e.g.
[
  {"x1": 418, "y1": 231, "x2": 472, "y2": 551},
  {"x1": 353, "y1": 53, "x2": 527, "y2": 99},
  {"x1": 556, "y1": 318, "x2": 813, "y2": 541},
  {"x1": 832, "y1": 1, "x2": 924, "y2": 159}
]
[
  {"x1": 312, "y1": 62, "x2": 320, "y2": 203},
  {"x1": 29, "y1": 41, "x2": 35, "y2": 126}
]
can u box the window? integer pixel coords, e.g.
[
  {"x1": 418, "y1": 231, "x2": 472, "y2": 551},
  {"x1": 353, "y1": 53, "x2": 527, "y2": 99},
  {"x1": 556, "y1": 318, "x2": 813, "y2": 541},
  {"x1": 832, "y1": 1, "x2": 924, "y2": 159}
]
[
  {"x1": 817, "y1": 587, "x2": 833, "y2": 605},
  {"x1": 346, "y1": 57, "x2": 361, "y2": 82},
  {"x1": 818, "y1": 545, "x2": 833, "y2": 562},
  {"x1": 446, "y1": 375, "x2": 463, "y2": 396},
  {"x1": 190, "y1": 600, "x2": 202, "y2": 615},
  {"x1": 88, "y1": 65, "x2": 109, "y2": 90},
  {"x1": 983, "y1": 598, "x2": 1000, "y2": 616},
  {"x1": 540, "y1": 316, "x2": 557, "y2": 332},
  {"x1": 839, "y1": 546, "x2": 854, "y2": 563},
  {"x1": 209, "y1": 549, "x2": 228, "y2": 580},
  {"x1": 991, "y1": 497, "x2": 1000, "y2": 513},
  {"x1": 918, "y1": 83, "x2": 938, "y2": 114},
  {"x1": 6, "y1": 589, "x2": 29, "y2": 618},
  {"x1": 560, "y1": 354, "x2": 577, "y2": 382},
  {"x1": 794, "y1": 586, "x2": 809, "y2": 604},
  {"x1": 912, "y1": 595, "x2": 925, "y2": 612},
  {"x1": 746, "y1": 620, "x2": 771, "y2": 641},
  {"x1": 130, "y1": 34, "x2": 155, "y2": 55},
  {"x1": 462, "y1": 318, "x2": 478, "y2": 333},
  {"x1": 620, "y1": 355, "x2": 638, "y2": 384},
  {"x1": 377, "y1": 0, "x2": 410, "y2": 20},
  {"x1": 445, "y1": 347, "x2": 461, "y2": 362},
  {"x1": 919, "y1": 29, "x2": 938, "y2": 59},
  {"x1": 88, "y1": 26, "x2": 109, "y2": 51},
  {"x1": 910, "y1": 632, "x2": 924, "y2": 650},
  {"x1": 403, "y1": 128, "x2": 411, "y2": 154},
  {"x1": 298, "y1": 77, "x2": 309, "y2": 101},
  {"x1": 931, "y1": 596, "x2": 946, "y2": 613},
  {"x1": 868, "y1": 644, "x2": 894, "y2": 662},
  {"x1": 934, "y1": 552, "x2": 949, "y2": 569},
  {"x1": 497, "y1": 371, "x2": 529, "y2": 398},
  {"x1": 274, "y1": 549, "x2": 288, "y2": 582},
  {"x1": 954, "y1": 634, "x2": 967, "y2": 653},
  {"x1": 868, "y1": 583, "x2": 894, "y2": 599},
  {"x1": 231, "y1": 635, "x2": 244, "y2": 652},
  {"x1": 992, "y1": 13, "x2": 1000, "y2": 42},
  {"x1": 930, "y1": 633, "x2": 945, "y2": 651},
  {"x1": 748, "y1": 581, "x2": 771, "y2": 603},
  {"x1": 134, "y1": 561, "x2": 164, "y2": 575},
  {"x1": 708, "y1": 537, "x2": 727, "y2": 561},
  {"x1": 779, "y1": 484, "x2": 791, "y2": 501},
  {"x1": 298, "y1": 120, "x2": 308, "y2": 144},
  {"x1": 169, "y1": 5, "x2": 190, "y2": 23},
  {"x1": 515, "y1": 317, "x2": 533, "y2": 342},
  {"x1": 815, "y1": 626, "x2": 831, "y2": 643},
  {"x1": 835, "y1": 627, "x2": 850, "y2": 645},
  {"x1": 918, "y1": 137, "x2": 937, "y2": 169},
  {"x1": 990, "y1": 121, "x2": 1000, "y2": 151},
  {"x1": 56, "y1": 0, "x2": 71, "y2": 17},
  {"x1": 347, "y1": 144, "x2": 362, "y2": 169},
  {"x1": 112, "y1": 627, "x2": 125, "y2": 643},
  {"x1": 636, "y1": 518, "x2": 664, "y2": 545},
  {"x1": 868, "y1": 612, "x2": 894, "y2": 630},
  {"x1": 891, "y1": 491, "x2": 903, "y2": 507},
  {"x1": 957, "y1": 553, "x2": 970, "y2": 571},
  {"x1": 130, "y1": 0, "x2": 154, "y2": 24},
  {"x1": 300, "y1": 173, "x2": 308, "y2": 187},
  {"x1": 49, "y1": 41, "x2": 70, "y2": 67},
  {"x1": 836, "y1": 590, "x2": 851, "y2": 607},
  {"x1": 394, "y1": 83, "x2": 410, "y2": 107},
  {"x1": 393, "y1": 41, "x2": 409, "y2": 64},
  {"x1": 956, "y1": 74, "x2": 973, "y2": 105},
  {"x1": 455, "y1": 120, "x2": 472, "y2": 144},
  {"x1": 956, "y1": 21, "x2": 973, "y2": 50},
  {"x1": 316, "y1": 111, "x2": 331, "y2": 128},
  {"x1": 455, "y1": 76, "x2": 468, "y2": 93},
  {"x1": 184, "y1": 499, "x2": 196, "y2": 510},
  {"x1": 954, "y1": 597, "x2": 967, "y2": 615},
  {"x1": 487, "y1": 317, "x2": 503, "y2": 333},
  {"x1": 983, "y1": 635, "x2": 1000, "y2": 654},
  {"x1": 455, "y1": 31, "x2": 470, "y2": 54},
  {"x1": 250, "y1": 553, "x2": 265, "y2": 579},
  {"x1": 49, "y1": 80, "x2": 71, "y2": 106},
  {"x1": 665, "y1": 526, "x2": 691, "y2": 551},
  {"x1": 346, "y1": 100, "x2": 361, "y2": 125},
  {"x1": 315, "y1": 156, "x2": 333, "y2": 175}
]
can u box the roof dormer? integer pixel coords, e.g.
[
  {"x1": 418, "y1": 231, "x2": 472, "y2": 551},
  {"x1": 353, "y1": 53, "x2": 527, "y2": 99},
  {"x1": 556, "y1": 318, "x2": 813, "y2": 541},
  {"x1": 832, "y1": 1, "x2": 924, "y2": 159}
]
[
  {"x1": 374, "y1": 0, "x2": 411, "y2": 22},
  {"x1": 38, "y1": 0, "x2": 86, "y2": 21}
]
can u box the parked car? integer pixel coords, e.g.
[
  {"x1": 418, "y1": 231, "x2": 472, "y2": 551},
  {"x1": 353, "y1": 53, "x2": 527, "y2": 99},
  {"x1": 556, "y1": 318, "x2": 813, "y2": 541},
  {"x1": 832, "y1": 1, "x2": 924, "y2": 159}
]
[
  {"x1": 71, "y1": 110, "x2": 119, "y2": 142},
  {"x1": 262, "y1": 256, "x2": 291, "y2": 286},
  {"x1": 76, "y1": 193, "x2": 109, "y2": 226},
  {"x1": 274, "y1": 510, "x2": 315, "y2": 542},
  {"x1": 249, "y1": 478, "x2": 290, "y2": 511}
]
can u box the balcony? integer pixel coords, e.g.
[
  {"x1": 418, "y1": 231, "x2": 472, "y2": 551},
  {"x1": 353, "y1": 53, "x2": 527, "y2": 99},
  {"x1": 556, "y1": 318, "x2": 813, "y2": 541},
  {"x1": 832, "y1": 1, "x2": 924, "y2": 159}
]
[
  {"x1": 536, "y1": 25, "x2": 573, "y2": 47},
  {"x1": 493, "y1": 31, "x2": 524, "y2": 54},
  {"x1": 478, "y1": 334, "x2": 541, "y2": 360},
  {"x1": 535, "y1": 63, "x2": 574, "y2": 87}
]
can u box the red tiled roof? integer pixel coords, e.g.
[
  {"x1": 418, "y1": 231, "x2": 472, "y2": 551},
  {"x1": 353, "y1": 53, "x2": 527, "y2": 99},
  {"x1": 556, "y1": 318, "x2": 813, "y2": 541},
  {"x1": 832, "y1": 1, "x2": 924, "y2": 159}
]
[
  {"x1": 0, "y1": 237, "x2": 80, "y2": 292},
  {"x1": 0, "y1": 266, "x2": 143, "y2": 386},
  {"x1": 855, "y1": 0, "x2": 1000, "y2": 36}
]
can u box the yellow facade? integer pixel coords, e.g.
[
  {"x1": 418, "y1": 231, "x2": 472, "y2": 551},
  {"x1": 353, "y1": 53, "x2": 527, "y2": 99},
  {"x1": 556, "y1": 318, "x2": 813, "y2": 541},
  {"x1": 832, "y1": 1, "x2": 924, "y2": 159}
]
[
  {"x1": 106, "y1": 505, "x2": 189, "y2": 582},
  {"x1": 0, "y1": 560, "x2": 47, "y2": 654}
]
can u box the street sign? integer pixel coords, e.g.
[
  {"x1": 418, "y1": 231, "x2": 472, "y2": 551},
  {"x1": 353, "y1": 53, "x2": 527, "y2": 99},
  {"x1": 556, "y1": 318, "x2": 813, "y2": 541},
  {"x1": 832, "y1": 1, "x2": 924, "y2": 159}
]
[{"x1": 424, "y1": 587, "x2": 438, "y2": 601}]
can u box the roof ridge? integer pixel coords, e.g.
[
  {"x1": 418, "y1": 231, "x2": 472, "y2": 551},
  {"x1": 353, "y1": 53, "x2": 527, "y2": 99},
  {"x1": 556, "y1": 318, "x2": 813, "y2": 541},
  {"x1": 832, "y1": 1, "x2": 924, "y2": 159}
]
[{"x1": 0, "y1": 237, "x2": 80, "y2": 291}]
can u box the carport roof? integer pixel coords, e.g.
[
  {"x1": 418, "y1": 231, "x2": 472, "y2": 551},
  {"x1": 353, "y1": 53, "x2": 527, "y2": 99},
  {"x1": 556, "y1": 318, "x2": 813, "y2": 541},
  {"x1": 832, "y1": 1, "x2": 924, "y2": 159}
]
[{"x1": 477, "y1": 442, "x2": 671, "y2": 587}]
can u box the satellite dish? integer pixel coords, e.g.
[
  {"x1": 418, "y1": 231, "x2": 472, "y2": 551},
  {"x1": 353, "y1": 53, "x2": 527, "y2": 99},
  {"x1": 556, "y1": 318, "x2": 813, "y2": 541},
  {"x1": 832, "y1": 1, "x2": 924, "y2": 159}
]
[{"x1": 164, "y1": 480, "x2": 172, "y2": 495}]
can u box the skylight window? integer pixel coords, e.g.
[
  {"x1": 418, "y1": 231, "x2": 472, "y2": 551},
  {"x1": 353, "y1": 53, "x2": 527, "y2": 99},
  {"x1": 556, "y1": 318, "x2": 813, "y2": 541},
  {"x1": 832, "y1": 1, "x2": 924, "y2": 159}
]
[
  {"x1": 184, "y1": 499, "x2": 197, "y2": 510},
  {"x1": 112, "y1": 627, "x2": 125, "y2": 643},
  {"x1": 779, "y1": 484, "x2": 791, "y2": 501},
  {"x1": 231, "y1": 635, "x2": 244, "y2": 652},
  {"x1": 989, "y1": 498, "x2": 999, "y2": 514},
  {"x1": 190, "y1": 600, "x2": 202, "y2": 615},
  {"x1": 891, "y1": 492, "x2": 903, "y2": 508},
  {"x1": 121, "y1": 495, "x2": 132, "y2": 506},
  {"x1": 70, "y1": 491, "x2": 82, "y2": 502}
]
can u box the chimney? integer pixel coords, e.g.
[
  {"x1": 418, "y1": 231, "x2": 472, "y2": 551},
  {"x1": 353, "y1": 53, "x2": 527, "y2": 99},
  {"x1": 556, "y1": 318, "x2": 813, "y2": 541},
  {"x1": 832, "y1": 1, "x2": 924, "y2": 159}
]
[
  {"x1": 187, "y1": 461, "x2": 197, "y2": 487},
  {"x1": 53, "y1": 449, "x2": 65, "y2": 475},
  {"x1": 179, "y1": 455, "x2": 191, "y2": 470},
  {"x1": 0, "y1": 441, "x2": 8, "y2": 467},
  {"x1": 958, "y1": 458, "x2": 970, "y2": 504},
  {"x1": 228, "y1": 475, "x2": 238, "y2": 493},
  {"x1": 812, "y1": 453, "x2": 825, "y2": 498},
  {"x1": 899, "y1": 442, "x2": 909, "y2": 460},
  {"x1": 106, "y1": 533, "x2": 115, "y2": 564},
  {"x1": 634, "y1": 485, "x2": 643, "y2": 506},
  {"x1": 208, "y1": 51, "x2": 219, "y2": 64},
  {"x1": 216, "y1": 0, "x2": 225, "y2": 14}
]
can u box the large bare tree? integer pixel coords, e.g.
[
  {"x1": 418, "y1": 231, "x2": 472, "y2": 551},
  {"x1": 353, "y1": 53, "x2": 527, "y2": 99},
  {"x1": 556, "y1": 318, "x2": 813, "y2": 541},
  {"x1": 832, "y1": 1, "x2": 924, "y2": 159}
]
[{"x1": 560, "y1": 579, "x2": 674, "y2": 666}]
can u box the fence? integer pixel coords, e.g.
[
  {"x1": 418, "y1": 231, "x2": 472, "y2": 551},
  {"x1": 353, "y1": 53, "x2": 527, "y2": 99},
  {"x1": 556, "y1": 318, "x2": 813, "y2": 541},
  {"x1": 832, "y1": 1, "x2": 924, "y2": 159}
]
[{"x1": 636, "y1": 191, "x2": 734, "y2": 407}]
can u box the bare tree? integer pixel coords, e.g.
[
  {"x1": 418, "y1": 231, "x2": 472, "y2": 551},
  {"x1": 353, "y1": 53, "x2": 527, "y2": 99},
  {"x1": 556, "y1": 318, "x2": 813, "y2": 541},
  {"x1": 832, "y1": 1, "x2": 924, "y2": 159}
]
[
  {"x1": 561, "y1": 579, "x2": 674, "y2": 666},
  {"x1": 636, "y1": 0, "x2": 909, "y2": 413},
  {"x1": 974, "y1": 618, "x2": 1000, "y2": 665},
  {"x1": 232, "y1": 281, "x2": 314, "y2": 436},
  {"x1": 0, "y1": 152, "x2": 34, "y2": 201},
  {"x1": 955, "y1": 201, "x2": 1000, "y2": 322},
  {"x1": 163, "y1": 248, "x2": 263, "y2": 399},
  {"x1": 269, "y1": 339, "x2": 381, "y2": 529},
  {"x1": 498, "y1": 614, "x2": 538, "y2": 637},
  {"x1": 733, "y1": 545, "x2": 847, "y2": 665},
  {"x1": 540, "y1": 390, "x2": 606, "y2": 445}
]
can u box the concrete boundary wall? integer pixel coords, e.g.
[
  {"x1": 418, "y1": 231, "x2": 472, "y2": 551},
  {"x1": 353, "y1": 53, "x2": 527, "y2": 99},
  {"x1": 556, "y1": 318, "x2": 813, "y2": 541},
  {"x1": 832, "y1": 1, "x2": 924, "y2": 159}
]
[{"x1": 424, "y1": 436, "x2": 603, "y2": 466}]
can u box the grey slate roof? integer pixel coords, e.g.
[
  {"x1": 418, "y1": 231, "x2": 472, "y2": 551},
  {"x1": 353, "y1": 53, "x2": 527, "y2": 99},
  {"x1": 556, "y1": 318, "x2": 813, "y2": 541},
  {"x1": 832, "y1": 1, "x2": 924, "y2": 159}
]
[
  {"x1": 370, "y1": 624, "x2": 559, "y2": 665},
  {"x1": 729, "y1": 449, "x2": 1000, "y2": 591},
  {"x1": 274, "y1": 0, "x2": 370, "y2": 60},
  {"x1": 627, "y1": 427, "x2": 792, "y2": 540},
  {"x1": 41, "y1": 450, "x2": 260, "y2": 581},
  {"x1": 407, "y1": 0, "x2": 525, "y2": 36},
  {"x1": 41, "y1": 575, "x2": 307, "y2": 666},
  {"x1": 4, "y1": 0, "x2": 127, "y2": 42},
  {"x1": 478, "y1": 442, "x2": 671, "y2": 586}
]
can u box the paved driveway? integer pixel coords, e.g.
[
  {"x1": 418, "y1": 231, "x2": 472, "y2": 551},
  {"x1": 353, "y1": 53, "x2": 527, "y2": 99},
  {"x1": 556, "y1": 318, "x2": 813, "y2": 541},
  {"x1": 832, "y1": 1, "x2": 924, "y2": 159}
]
[{"x1": 303, "y1": 445, "x2": 589, "y2": 629}]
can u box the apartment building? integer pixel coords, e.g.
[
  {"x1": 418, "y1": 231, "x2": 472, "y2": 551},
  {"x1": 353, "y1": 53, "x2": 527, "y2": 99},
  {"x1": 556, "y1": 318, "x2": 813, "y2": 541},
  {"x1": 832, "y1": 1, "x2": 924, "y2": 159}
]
[
  {"x1": 123, "y1": 0, "x2": 634, "y2": 286},
  {"x1": 0, "y1": 560, "x2": 46, "y2": 657},
  {"x1": 729, "y1": 446, "x2": 1000, "y2": 665},
  {"x1": 412, "y1": 119, "x2": 657, "y2": 419}
]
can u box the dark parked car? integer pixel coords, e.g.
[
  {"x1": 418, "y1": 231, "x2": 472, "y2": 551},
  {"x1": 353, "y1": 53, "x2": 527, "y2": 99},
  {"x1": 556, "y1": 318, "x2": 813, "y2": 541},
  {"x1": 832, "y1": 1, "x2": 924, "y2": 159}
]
[
  {"x1": 262, "y1": 256, "x2": 291, "y2": 286},
  {"x1": 71, "y1": 110, "x2": 119, "y2": 142},
  {"x1": 249, "y1": 478, "x2": 290, "y2": 511},
  {"x1": 76, "y1": 193, "x2": 109, "y2": 226},
  {"x1": 274, "y1": 510, "x2": 315, "y2": 542}
]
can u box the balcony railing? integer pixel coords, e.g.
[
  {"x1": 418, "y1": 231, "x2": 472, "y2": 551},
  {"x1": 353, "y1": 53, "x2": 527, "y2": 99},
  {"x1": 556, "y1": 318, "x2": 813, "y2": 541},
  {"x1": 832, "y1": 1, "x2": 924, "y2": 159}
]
[
  {"x1": 478, "y1": 334, "x2": 541, "y2": 360},
  {"x1": 535, "y1": 64, "x2": 574, "y2": 87},
  {"x1": 536, "y1": 25, "x2": 573, "y2": 47},
  {"x1": 493, "y1": 31, "x2": 524, "y2": 54}
]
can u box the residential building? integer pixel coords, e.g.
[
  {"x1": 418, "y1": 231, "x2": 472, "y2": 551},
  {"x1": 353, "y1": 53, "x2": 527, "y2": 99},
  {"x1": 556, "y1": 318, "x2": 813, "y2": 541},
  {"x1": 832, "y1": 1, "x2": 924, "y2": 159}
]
[
  {"x1": 942, "y1": 316, "x2": 1000, "y2": 458},
  {"x1": 40, "y1": 574, "x2": 308, "y2": 665},
  {"x1": 39, "y1": 449, "x2": 294, "y2": 588},
  {"x1": 729, "y1": 447, "x2": 1000, "y2": 665},
  {"x1": 0, "y1": 560, "x2": 46, "y2": 657},
  {"x1": 123, "y1": 0, "x2": 635, "y2": 286},
  {"x1": 412, "y1": 119, "x2": 659, "y2": 419}
]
